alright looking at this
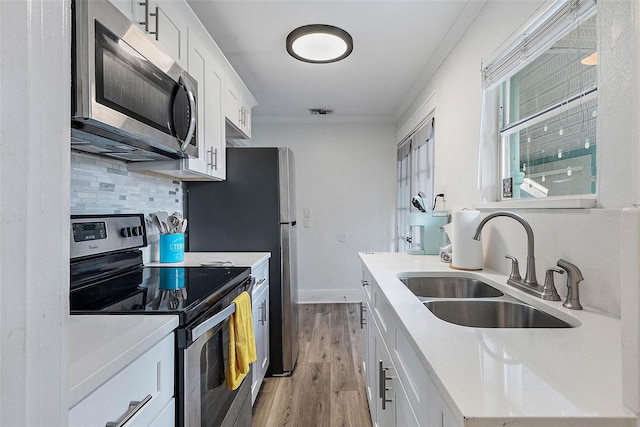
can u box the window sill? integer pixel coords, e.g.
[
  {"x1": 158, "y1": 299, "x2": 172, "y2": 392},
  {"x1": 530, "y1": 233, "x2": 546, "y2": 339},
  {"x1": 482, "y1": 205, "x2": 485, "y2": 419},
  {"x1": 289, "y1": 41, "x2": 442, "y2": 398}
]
[{"x1": 474, "y1": 195, "x2": 597, "y2": 210}]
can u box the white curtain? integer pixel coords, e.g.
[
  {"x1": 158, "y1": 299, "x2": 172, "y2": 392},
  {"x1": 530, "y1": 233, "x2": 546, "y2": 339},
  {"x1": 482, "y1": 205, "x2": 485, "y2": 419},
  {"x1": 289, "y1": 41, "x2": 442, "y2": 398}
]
[
  {"x1": 477, "y1": 87, "x2": 499, "y2": 203},
  {"x1": 396, "y1": 117, "x2": 435, "y2": 251}
]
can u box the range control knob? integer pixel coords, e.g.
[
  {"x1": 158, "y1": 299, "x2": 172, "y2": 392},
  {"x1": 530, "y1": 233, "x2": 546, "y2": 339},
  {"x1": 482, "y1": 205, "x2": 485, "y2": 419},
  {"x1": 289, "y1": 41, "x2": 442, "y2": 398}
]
[
  {"x1": 120, "y1": 227, "x2": 132, "y2": 238},
  {"x1": 132, "y1": 227, "x2": 139, "y2": 236}
]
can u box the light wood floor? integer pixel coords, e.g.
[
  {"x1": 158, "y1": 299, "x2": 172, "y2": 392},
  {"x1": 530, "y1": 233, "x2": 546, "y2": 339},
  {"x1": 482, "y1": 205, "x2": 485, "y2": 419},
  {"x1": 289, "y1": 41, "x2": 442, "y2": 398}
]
[{"x1": 252, "y1": 303, "x2": 373, "y2": 427}]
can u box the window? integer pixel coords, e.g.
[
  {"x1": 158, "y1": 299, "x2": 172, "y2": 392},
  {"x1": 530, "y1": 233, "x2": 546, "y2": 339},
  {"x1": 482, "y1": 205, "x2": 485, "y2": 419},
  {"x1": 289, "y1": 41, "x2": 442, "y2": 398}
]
[
  {"x1": 396, "y1": 117, "x2": 434, "y2": 252},
  {"x1": 481, "y1": 0, "x2": 597, "y2": 201}
]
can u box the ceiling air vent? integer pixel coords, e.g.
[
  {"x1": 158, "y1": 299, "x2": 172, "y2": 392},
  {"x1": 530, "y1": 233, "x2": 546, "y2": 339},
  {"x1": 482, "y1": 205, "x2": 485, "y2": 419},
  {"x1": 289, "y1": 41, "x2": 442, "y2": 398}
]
[{"x1": 309, "y1": 108, "x2": 334, "y2": 115}]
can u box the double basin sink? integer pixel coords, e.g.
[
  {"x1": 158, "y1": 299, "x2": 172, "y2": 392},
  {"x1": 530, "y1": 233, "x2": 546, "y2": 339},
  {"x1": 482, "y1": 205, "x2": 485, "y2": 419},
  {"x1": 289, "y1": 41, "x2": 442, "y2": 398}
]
[{"x1": 399, "y1": 276, "x2": 574, "y2": 328}]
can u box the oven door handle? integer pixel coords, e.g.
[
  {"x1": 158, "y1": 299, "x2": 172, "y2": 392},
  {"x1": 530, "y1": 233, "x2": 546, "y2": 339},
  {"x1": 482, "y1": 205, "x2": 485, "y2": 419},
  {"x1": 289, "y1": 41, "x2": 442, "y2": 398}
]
[{"x1": 190, "y1": 302, "x2": 236, "y2": 342}]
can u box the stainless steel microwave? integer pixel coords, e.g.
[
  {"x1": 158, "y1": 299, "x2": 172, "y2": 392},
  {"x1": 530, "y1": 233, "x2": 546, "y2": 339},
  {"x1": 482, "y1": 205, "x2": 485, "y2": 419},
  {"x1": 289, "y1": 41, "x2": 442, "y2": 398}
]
[{"x1": 72, "y1": 0, "x2": 198, "y2": 162}]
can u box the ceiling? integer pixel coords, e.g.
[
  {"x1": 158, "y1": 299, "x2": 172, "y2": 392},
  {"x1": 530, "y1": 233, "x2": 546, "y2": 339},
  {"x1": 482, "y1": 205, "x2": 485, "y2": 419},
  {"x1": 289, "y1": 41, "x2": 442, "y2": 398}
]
[{"x1": 187, "y1": 0, "x2": 487, "y2": 123}]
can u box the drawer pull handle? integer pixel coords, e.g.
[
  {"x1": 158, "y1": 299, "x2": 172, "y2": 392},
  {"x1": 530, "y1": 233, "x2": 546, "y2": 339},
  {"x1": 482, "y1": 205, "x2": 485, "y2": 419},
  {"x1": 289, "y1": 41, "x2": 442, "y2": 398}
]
[
  {"x1": 256, "y1": 278, "x2": 266, "y2": 285},
  {"x1": 360, "y1": 303, "x2": 367, "y2": 329},
  {"x1": 378, "y1": 360, "x2": 392, "y2": 410},
  {"x1": 105, "y1": 394, "x2": 152, "y2": 427}
]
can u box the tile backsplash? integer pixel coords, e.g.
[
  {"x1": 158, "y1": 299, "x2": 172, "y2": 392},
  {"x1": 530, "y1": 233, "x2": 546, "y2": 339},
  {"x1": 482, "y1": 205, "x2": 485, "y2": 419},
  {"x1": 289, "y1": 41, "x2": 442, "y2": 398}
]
[
  {"x1": 71, "y1": 151, "x2": 185, "y2": 215},
  {"x1": 71, "y1": 151, "x2": 185, "y2": 262}
]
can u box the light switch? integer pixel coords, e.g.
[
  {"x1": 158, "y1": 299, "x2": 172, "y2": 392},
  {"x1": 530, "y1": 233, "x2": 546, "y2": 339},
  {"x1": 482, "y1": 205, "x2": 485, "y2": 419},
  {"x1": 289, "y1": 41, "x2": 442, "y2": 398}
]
[{"x1": 303, "y1": 208, "x2": 311, "y2": 228}]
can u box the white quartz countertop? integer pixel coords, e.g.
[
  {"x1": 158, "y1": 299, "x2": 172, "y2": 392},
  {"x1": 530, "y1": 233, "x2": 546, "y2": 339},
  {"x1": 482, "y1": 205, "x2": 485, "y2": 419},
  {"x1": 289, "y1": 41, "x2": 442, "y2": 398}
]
[
  {"x1": 68, "y1": 315, "x2": 178, "y2": 408},
  {"x1": 145, "y1": 252, "x2": 270, "y2": 269},
  {"x1": 359, "y1": 252, "x2": 636, "y2": 425}
]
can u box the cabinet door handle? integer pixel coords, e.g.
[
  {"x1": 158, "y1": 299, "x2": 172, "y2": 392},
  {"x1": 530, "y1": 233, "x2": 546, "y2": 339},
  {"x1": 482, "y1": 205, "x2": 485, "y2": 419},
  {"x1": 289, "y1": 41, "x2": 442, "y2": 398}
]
[
  {"x1": 256, "y1": 278, "x2": 266, "y2": 285},
  {"x1": 260, "y1": 300, "x2": 267, "y2": 324},
  {"x1": 378, "y1": 360, "x2": 385, "y2": 399},
  {"x1": 360, "y1": 303, "x2": 367, "y2": 329},
  {"x1": 378, "y1": 360, "x2": 392, "y2": 410},
  {"x1": 208, "y1": 148, "x2": 218, "y2": 170},
  {"x1": 150, "y1": 6, "x2": 159, "y2": 41},
  {"x1": 361, "y1": 280, "x2": 369, "y2": 287},
  {"x1": 138, "y1": 1, "x2": 149, "y2": 32},
  {"x1": 105, "y1": 394, "x2": 152, "y2": 427}
]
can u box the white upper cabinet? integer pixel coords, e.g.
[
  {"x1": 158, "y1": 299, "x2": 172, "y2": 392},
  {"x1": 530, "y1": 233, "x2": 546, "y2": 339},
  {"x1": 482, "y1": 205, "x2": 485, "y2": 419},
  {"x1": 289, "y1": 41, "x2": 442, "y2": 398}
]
[
  {"x1": 225, "y1": 77, "x2": 256, "y2": 140},
  {"x1": 136, "y1": 0, "x2": 189, "y2": 68},
  {"x1": 108, "y1": 0, "x2": 136, "y2": 21},
  {"x1": 121, "y1": 0, "x2": 256, "y2": 180}
]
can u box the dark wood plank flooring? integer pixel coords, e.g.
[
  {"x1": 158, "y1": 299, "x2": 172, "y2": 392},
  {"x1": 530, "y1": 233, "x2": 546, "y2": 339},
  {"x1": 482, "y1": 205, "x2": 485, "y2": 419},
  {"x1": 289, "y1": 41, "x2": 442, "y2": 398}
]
[{"x1": 252, "y1": 303, "x2": 372, "y2": 427}]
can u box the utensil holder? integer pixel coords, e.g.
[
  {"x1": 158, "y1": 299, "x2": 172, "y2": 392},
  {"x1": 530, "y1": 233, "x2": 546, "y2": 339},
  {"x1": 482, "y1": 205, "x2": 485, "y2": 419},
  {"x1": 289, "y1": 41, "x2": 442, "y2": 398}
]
[{"x1": 159, "y1": 233, "x2": 185, "y2": 263}]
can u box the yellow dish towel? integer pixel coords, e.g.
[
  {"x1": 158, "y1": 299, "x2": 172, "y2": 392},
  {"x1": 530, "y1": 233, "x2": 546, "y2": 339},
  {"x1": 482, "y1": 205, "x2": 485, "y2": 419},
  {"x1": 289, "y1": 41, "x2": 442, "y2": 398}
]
[{"x1": 226, "y1": 291, "x2": 257, "y2": 390}]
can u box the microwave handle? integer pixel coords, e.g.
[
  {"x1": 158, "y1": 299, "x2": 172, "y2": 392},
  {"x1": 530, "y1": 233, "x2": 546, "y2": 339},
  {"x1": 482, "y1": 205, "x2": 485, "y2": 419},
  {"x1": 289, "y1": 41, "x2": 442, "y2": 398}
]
[{"x1": 179, "y1": 75, "x2": 197, "y2": 152}]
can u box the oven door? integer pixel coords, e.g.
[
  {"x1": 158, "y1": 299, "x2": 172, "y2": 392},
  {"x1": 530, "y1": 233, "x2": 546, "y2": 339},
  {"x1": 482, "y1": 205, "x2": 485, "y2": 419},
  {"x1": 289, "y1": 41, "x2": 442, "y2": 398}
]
[{"x1": 182, "y1": 304, "x2": 252, "y2": 427}]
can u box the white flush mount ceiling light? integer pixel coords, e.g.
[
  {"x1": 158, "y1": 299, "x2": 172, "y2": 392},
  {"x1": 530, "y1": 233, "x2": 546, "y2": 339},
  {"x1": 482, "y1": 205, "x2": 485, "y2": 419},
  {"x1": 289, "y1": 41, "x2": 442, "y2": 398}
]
[{"x1": 286, "y1": 24, "x2": 353, "y2": 64}]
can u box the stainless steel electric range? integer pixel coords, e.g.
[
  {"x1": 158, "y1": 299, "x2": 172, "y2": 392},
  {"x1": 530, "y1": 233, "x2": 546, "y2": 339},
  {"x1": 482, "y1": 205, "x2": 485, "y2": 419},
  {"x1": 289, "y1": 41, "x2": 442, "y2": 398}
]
[{"x1": 70, "y1": 214, "x2": 253, "y2": 427}]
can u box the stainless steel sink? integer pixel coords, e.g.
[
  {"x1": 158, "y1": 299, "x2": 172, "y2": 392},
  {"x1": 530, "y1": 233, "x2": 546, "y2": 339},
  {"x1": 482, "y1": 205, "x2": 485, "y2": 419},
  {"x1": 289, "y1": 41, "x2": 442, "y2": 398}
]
[
  {"x1": 424, "y1": 300, "x2": 574, "y2": 328},
  {"x1": 399, "y1": 276, "x2": 504, "y2": 298}
]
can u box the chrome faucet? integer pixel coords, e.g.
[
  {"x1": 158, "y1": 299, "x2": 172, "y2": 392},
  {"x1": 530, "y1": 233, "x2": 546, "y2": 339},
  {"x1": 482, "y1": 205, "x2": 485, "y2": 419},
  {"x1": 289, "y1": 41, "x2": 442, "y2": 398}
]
[
  {"x1": 557, "y1": 259, "x2": 584, "y2": 310},
  {"x1": 472, "y1": 211, "x2": 544, "y2": 297}
]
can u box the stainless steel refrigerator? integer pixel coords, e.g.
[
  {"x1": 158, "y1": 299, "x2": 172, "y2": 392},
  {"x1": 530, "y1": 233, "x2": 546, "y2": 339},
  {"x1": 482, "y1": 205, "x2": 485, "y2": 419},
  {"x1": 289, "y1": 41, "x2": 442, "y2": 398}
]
[{"x1": 186, "y1": 147, "x2": 299, "y2": 376}]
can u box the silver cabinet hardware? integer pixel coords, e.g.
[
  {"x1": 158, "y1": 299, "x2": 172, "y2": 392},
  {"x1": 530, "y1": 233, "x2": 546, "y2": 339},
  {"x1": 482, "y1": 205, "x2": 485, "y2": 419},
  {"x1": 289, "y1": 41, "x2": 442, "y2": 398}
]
[
  {"x1": 150, "y1": 6, "x2": 158, "y2": 40},
  {"x1": 360, "y1": 303, "x2": 367, "y2": 329},
  {"x1": 256, "y1": 278, "x2": 266, "y2": 285},
  {"x1": 260, "y1": 300, "x2": 267, "y2": 324},
  {"x1": 378, "y1": 360, "x2": 392, "y2": 410},
  {"x1": 138, "y1": 1, "x2": 149, "y2": 32},
  {"x1": 361, "y1": 280, "x2": 369, "y2": 287},
  {"x1": 207, "y1": 148, "x2": 218, "y2": 170},
  {"x1": 105, "y1": 394, "x2": 152, "y2": 427},
  {"x1": 258, "y1": 301, "x2": 264, "y2": 325},
  {"x1": 138, "y1": 2, "x2": 158, "y2": 40}
]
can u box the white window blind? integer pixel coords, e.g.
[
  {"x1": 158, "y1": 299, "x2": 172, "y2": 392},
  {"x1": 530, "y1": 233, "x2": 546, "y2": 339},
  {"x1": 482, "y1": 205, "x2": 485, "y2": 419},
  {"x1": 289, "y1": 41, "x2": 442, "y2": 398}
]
[{"x1": 481, "y1": 0, "x2": 597, "y2": 90}]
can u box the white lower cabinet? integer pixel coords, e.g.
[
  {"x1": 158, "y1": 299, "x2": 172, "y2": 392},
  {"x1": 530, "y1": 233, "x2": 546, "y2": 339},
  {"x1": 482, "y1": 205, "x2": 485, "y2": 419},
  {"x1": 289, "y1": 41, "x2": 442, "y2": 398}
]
[
  {"x1": 251, "y1": 259, "x2": 270, "y2": 405},
  {"x1": 361, "y1": 265, "x2": 461, "y2": 427},
  {"x1": 69, "y1": 333, "x2": 175, "y2": 427}
]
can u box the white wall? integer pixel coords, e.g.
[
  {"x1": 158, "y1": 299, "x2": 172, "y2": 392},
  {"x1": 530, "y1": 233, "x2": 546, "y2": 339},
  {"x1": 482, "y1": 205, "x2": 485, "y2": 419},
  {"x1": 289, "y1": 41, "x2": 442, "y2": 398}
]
[
  {"x1": 248, "y1": 122, "x2": 397, "y2": 302},
  {"x1": 0, "y1": 1, "x2": 70, "y2": 425},
  {"x1": 397, "y1": 0, "x2": 640, "y2": 416}
]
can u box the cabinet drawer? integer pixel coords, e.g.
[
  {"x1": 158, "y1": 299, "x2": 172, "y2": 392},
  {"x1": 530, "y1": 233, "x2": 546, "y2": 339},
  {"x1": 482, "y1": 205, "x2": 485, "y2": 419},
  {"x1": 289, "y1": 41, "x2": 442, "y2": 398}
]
[{"x1": 69, "y1": 333, "x2": 175, "y2": 427}]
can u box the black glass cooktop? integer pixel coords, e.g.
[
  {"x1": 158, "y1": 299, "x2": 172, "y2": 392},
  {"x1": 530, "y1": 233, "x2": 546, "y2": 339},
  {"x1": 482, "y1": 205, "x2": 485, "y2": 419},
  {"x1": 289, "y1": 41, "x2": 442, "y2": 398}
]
[{"x1": 70, "y1": 266, "x2": 250, "y2": 325}]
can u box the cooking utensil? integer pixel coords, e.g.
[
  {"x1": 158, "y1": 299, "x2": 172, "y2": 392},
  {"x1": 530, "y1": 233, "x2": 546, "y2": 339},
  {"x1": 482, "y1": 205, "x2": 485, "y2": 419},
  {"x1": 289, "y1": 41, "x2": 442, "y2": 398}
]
[
  {"x1": 167, "y1": 214, "x2": 181, "y2": 233},
  {"x1": 149, "y1": 213, "x2": 167, "y2": 234},
  {"x1": 180, "y1": 218, "x2": 188, "y2": 233},
  {"x1": 155, "y1": 211, "x2": 170, "y2": 232}
]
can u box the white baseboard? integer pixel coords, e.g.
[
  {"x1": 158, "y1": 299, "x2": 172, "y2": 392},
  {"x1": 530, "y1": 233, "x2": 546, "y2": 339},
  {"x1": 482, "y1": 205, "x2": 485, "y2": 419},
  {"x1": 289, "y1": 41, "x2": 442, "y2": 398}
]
[{"x1": 297, "y1": 289, "x2": 362, "y2": 304}]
